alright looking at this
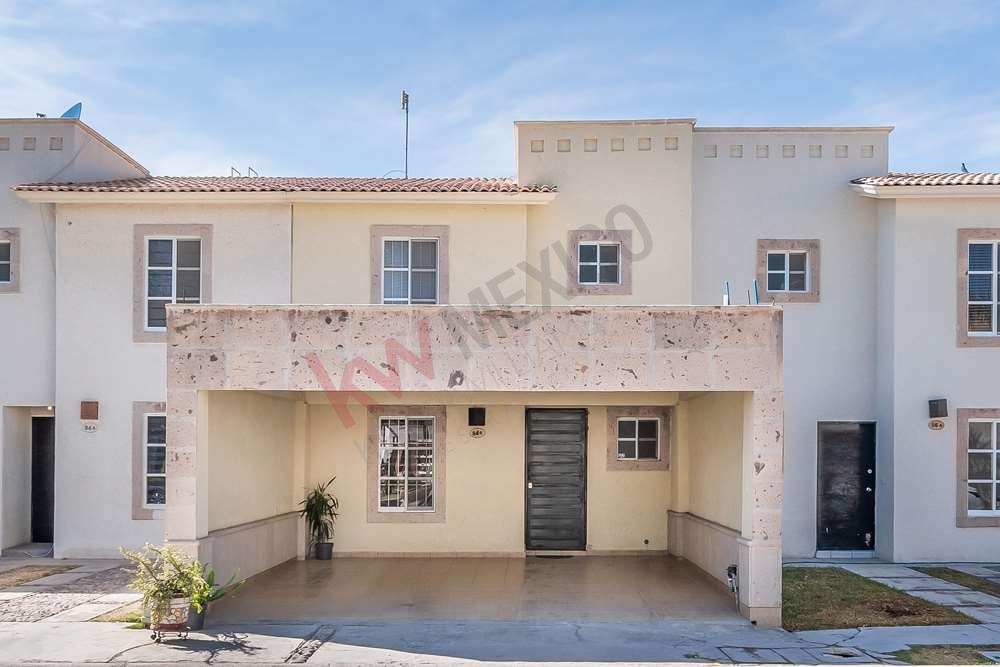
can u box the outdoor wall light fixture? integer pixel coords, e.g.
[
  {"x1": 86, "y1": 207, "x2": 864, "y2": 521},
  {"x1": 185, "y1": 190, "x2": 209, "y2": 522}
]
[{"x1": 928, "y1": 398, "x2": 947, "y2": 430}]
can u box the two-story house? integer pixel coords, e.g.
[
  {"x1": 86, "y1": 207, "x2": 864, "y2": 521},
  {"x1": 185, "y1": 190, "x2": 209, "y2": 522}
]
[{"x1": 3, "y1": 115, "x2": 999, "y2": 627}]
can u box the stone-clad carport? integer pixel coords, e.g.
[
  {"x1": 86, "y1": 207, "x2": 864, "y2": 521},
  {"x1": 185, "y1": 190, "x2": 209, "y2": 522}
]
[{"x1": 163, "y1": 305, "x2": 783, "y2": 626}]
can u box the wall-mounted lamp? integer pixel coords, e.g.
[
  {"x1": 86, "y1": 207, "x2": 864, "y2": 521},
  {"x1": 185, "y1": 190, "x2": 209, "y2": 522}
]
[
  {"x1": 928, "y1": 398, "x2": 948, "y2": 431},
  {"x1": 468, "y1": 407, "x2": 486, "y2": 427}
]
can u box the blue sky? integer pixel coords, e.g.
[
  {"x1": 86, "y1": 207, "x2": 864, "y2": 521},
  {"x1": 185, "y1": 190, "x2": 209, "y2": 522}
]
[{"x1": 2, "y1": 0, "x2": 999, "y2": 177}]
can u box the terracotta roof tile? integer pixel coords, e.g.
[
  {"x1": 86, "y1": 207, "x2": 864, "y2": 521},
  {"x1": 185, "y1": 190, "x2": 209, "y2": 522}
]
[
  {"x1": 13, "y1": 176, "x2": 556, "y2": 194},
  {"x1": 852, "y1": 173, "x2": 1000, "y2": 186}
]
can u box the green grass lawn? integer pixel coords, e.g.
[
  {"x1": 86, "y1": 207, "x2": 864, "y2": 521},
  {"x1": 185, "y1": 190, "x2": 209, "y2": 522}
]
[
  {"x1": 914, "y1": 567, "x2": 1000, "y2": 598},
  {"x1": 893, "y1": 645, "x2": 1000, "y2": 665},
  {"x1": 783, "y1": 567, "x2": 976, "y2": 632}
]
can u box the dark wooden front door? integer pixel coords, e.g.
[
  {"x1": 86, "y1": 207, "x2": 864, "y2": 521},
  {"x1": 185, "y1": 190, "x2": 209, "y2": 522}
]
[
  {"x1": 817, "y1": 421, "x2": 875, "y2": 551},
  {"x1": 31, "y1": 417, "x2": 55, "y2": 544},
  {"x1": 525, "y1": 408, "x2": 587, "y2": 551}
]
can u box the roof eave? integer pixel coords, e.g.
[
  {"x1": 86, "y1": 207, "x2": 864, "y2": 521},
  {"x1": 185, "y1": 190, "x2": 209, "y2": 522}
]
[
  {"x1": 13, "y1": 189, "x2": 557, "y2": 205},
  {"x1": 851, "y1": 183, "x2": 1000, "y2": 199}
]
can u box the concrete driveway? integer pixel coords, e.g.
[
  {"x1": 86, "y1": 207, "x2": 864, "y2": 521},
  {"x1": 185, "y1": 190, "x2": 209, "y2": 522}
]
[{"x1": 209, "y1": 555, "x2": 744, "y2": 623}]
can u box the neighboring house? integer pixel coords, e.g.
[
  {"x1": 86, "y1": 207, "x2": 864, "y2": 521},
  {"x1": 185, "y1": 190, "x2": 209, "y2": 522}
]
[{"x1": 2, "y1": 115, "x2": 999, "y2": 626}]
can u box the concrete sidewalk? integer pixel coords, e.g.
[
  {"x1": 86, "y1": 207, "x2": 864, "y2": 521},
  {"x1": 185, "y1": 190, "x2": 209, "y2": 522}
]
[{"x1": 3, "y1": 618, "x2": 1000, "y2": 664}]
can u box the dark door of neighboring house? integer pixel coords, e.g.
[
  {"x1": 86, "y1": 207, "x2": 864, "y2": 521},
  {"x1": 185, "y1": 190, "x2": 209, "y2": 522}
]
[
  {"x1": 817, "y1": 421, "x2": 876, "y2": 551},
  {"x1": 31, "y1": 417, "x2": 55, "y2": 544},
  {"x1": 524, "y1": 408, "x2": 588, "y2": 551}
]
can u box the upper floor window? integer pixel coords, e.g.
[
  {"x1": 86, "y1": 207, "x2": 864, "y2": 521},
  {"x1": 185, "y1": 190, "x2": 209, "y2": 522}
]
[
  {"x1": 968, "y1": 420, "x2": 1000, "y2": 516},
  {"x1": 382, "y1": 238, "x2": 438, "y2": 304},
  {"x1": 144, "y1": 413, "x2": 167, "y2": 508},
  {"x1": 578, "y1": 242, "x2": 620, "y2": 285},
  {"x1": 617, "y1": 417, "x2": 659, "y2": 461},
  {"x1": 145, "y1": 237, "x2": 202, "y2": 330},
  {"x1": 766, "y1": 251, "x2": 808, "y2": 292},
  {"x1": 757, "y1": 240, "x2": 820, "y2": 303},
  {"x1": 378, "y1": 416, "x2": 435, "y2": 511},
  {"x1": 968, "y1": 241, "x2": 999, "y2": 336},
  {"x1": 0, "y1": 241, "x2": 10, "y2": 283}
]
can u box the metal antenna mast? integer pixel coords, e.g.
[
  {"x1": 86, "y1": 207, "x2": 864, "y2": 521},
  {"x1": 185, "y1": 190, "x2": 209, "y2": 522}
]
[{"x1": 401, "y1": 90, "x2": 410, "y2": 178}]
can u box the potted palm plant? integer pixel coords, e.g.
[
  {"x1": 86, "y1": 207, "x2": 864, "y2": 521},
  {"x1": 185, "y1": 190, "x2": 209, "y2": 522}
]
[
  {"x1": 187, "y1": 563, "x2": 244, "y2": 630},
  {"x1": 299, "y1": 477, "x2": 339, "y2": 560}
]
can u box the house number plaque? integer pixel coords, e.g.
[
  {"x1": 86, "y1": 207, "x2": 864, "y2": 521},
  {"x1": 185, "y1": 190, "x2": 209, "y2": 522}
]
[{"x1": 469, "y1": 427, "x2": 486, "y2": 439}]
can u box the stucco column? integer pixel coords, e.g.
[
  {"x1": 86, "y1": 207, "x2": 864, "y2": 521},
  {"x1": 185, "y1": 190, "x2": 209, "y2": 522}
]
[
  {"x1": 738, "y1": 390, "x2": 783, "y2": 627},
  {"x1": 164, "y1": 387, "x2": 211, "y2": 563}
]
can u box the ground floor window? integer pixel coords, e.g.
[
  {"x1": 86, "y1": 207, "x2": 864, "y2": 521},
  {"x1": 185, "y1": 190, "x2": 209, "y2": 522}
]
[
  {"x1": 144, "y1": 413, "x2": 167, "y2": 507},
  {"x1": 617, "y1": 417, "x2": 659, "y2": 460},
  {"x1": 378, "y1": 416, "x2": 434, "y2": 511},
  {"x1": 968, "y1": 419, "x2": 1000, "y2": 515}
]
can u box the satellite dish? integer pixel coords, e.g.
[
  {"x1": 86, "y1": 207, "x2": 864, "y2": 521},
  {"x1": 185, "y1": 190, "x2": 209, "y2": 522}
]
[{"x1": 60, "y1": 103, "x2": 82, "y2": 119}]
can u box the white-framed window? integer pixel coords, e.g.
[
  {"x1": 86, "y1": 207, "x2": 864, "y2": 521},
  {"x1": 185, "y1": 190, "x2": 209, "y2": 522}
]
[
  {"x1": 0, "y1": 240, "x2": 10, "y2": 283},
  {"x1": 382, "y1": 238, "x2": 438, "y2": 304},
  {"x1": 143, "y1": 413, "x2": 167, "y2": 508},
  {"x1": 617, "y1": 417, "x2": 659, "y2": 461},
  {"x1": 378, "y1": 416, "x2": 435, "y2": 511},
  {"x1": 578, "y1": 242, "x2": 620, "y2": 285},
  {"x1": 968, "y1": 420, "x2": 1000, "y2": 516},
  {"x1": 968, "y1": 241, "x2": 999, "y2": 336},
  {"x1": 766, "y1": 251, "x2": 808, "y2": 292},
  {"x1": 145, "y1": 237, "x2": 202, "y2": 330}
]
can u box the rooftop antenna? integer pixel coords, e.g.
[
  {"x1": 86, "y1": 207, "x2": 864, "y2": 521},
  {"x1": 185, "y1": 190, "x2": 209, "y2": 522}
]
[
  {"x1": 60, "y1": 103, "x2": 82, "y2": 119},
  {"x1": 230, "y1": 166, "x2": 242, "y2": 177},
  {"x1": 401, "y1": 90, "x2": 410, "y2": 178},
  {"x1": 247, "y1": 165, "x2": 258, "y2": 177}
]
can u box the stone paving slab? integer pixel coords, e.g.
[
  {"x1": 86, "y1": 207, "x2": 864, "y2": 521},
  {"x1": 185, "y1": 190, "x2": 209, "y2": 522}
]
[
  {"x1": 955, "y1": 606, "x2": 1000, "y2": 623},
  {"x1": 908, "y1": 588, "x2": 1000, "y2": 607},
  {"x1": 804, "y1": 646, "x2": 874, "y2": 664},
  {"x1": 773, "y1": 647, "x2": 822, "y2": 664},
  {"x1": 839, "y1": 564, "x2": 929, "y2": 578},
  {"x1": 869, "y1": 576, "x2": 968, "y2": 591},
  {"x1": 796, "y1": 623, "x2": 1000, "y2": 654},
  {"x1": 719, "y1": 646, "x2": 787, "y2": 663},
  {"x1": 950, "y1": 565, "x2": 1000, "y2": 578},
  {"x1": 17, "y1": 571, "x2": 98, "y2": 587},
  {"x1": 45, "y1": 601, "x2": 128, "y2": 621}
]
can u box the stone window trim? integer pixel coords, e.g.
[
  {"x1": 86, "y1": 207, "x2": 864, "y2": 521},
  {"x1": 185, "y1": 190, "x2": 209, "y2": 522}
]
[
  {"x1": 567, "y1": 229, "x2": 633, "y2": 296},
  {"x1": 132, "y1": 401, "x2": 166, "y2": 521},
  {"x1": 366, "y1": 405, "x2": 447, "y2": 524},
  {"x1": 606, "y1": 406, "x2": 671, "y2": 471},
  {"x1": 369, "y1": 225, "x2": 450, "y2": 305},
  {"x1": 133, "y1": 224, "x2": 213, "y2": 343},
  {"x1": 956, "y1": 408, "x2": 1000, "y2": 528},
  {"x1": 756, "y1": 239, "x2": 821, "y2": 304},
  {"x1": 957, "y1": 229, "x2": 1000, "y2": 347},
  {"x1": 0, "y1": 228, "x2": 21, "y2": 294}
]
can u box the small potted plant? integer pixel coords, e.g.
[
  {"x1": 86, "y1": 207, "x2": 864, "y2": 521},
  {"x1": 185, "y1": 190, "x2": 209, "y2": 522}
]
[
  {"x1": 299, "y1": 477, "x2": 339, "y2": 560},
  {"x1": 187, "y1": 563, "x2": 244, "y2": 630},
  {"x1": 120, "y1": 544, "x2": 203, "y2": 640}
]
